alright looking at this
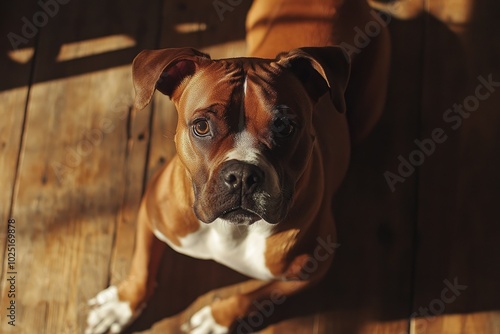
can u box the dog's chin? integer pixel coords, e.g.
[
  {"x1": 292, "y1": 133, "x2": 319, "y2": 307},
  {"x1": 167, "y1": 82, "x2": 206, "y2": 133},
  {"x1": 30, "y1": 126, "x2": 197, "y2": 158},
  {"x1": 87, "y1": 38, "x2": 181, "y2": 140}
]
[
  {"x1": 219, "y1": 208, "x2": 262, "y2": 225},
  {"x1": 194, "y1": 197, "x2": 287, "y2": 225}
]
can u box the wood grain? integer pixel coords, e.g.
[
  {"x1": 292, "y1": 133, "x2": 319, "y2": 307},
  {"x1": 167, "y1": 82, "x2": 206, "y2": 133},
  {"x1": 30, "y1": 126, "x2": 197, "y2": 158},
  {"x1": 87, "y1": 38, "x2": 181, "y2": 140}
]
[
  {"x1": 0, "y1": 0, "x2": 162, "y2": 333},
  {"x1": 412, "y1": 0, "x2": 500, "y2": 333},
  {"x1": 0, "y1": 1, "x2": 38, "y2": 290}
]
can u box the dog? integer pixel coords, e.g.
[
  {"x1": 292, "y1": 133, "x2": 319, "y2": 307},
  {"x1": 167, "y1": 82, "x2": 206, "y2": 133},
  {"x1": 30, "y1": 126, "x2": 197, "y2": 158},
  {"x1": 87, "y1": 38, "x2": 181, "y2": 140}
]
[{"x1": 86, "y1": 0, "x2": 389, "y2": 333}]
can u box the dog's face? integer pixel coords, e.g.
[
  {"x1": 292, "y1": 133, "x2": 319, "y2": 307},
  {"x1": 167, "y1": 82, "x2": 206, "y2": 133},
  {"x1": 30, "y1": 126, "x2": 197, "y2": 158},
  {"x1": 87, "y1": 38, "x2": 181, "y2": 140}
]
[
  {"x1": 132, "y1": 47, "x2": 350, "y2": 225},
  {"x1": 172, "y1": 59, "x2": 317, "y2": 225}
]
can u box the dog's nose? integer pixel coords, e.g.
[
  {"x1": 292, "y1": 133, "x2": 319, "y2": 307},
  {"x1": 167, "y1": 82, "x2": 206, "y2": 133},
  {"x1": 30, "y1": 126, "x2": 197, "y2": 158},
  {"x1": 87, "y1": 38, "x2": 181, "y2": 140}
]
[{"x1": 221, "y1": 161, "x2": 264, "y2": 193}]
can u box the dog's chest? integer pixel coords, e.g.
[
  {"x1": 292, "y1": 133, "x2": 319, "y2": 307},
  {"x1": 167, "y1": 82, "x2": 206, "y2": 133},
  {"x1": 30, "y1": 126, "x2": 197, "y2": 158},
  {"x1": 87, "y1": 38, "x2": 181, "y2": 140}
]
[{"x1": 154, "y1": 219, "x2": 277, "y2": 280}]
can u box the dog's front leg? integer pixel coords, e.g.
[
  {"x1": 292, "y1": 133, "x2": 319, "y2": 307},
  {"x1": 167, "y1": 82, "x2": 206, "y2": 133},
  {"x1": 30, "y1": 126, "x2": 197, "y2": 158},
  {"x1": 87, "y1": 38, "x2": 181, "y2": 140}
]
[
  {"x1": 86, "y1": 202, "x2": 166, "y2": 334},
  {"x1": 184, "y1": 277, "x2": 323, "y2": 334}
]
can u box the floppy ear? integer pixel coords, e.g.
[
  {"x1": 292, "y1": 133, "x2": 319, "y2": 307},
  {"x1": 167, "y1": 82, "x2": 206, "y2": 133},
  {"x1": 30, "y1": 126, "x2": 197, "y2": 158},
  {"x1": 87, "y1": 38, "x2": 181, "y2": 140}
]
[
  {"x1": 276, "y1": 46, "x2": 351, "y2": 113},
  {"x1": 132, "y1": 47, "x2": 211, "y2": 110}
]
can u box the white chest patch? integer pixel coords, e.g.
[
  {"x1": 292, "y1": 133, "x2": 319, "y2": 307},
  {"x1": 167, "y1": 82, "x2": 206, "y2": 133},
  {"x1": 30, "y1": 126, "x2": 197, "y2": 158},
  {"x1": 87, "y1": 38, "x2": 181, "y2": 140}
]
[{"x1": 154, "y1": 219, "x2": 276, "y2": 280}]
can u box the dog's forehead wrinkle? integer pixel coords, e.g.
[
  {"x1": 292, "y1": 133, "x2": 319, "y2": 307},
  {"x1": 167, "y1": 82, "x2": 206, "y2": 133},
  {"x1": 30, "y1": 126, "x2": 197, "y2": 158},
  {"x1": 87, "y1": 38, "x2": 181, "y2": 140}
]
[
  {"x1": 247, "y1": 64, "x2": 280, "y2": 87},
  {"x1": 181, "y1": 64, "x2": 246, "y2": 117},
  {"x1": 245, "y1": 68, "x2": 280, "y2": 114}
]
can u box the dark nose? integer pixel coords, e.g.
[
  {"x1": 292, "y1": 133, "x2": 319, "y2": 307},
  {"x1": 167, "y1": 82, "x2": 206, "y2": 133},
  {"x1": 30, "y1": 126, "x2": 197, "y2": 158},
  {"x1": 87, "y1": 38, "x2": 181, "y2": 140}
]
[{"x1": 221, "y1": 161, "x2": 264, "y2": 193}]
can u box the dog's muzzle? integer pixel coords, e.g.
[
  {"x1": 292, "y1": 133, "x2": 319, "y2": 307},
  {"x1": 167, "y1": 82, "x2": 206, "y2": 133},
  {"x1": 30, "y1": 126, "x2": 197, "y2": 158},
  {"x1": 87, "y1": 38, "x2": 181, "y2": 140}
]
[
  {"x1": 217, "y1": 160, "x2": 266, "y2": 224},
  {"x1": 220, "y1": 160, "x2": 264, "y2": 195},
  {"x1": 194, "y1": 158, "x2": 282, "y2": 225}
]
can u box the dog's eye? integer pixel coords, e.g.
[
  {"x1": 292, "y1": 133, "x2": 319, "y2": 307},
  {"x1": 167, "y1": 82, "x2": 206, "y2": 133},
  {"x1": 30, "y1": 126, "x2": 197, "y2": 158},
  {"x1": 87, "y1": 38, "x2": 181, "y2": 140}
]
[
  {"x1": 272, "y1": 117, "x2": 295, "y2": 138},
  {"x1": 193, "y1": 119, "x2": 211, "y2": 137}
]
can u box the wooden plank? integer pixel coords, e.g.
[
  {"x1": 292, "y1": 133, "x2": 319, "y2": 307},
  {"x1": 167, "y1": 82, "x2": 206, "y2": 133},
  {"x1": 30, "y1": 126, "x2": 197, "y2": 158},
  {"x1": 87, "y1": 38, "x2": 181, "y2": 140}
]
[
  {"x1": 0, "y1": 2, "x2": 37, "y2": 292},
  {"x1": 160, "y1": 0, "x2": 249, "y2": 49},
  {"x1": 108, "y1": 96, "x2": 154, "y2": 287},
  {"x1": 413, "y1": 0, "x2": 500, "y2": 332},
  {"x1": 0, "y1": 0, "x2": 162, "y2": 333},
  {"x1": 312, "y1": 1, "x2": 426, "y2": 333}
]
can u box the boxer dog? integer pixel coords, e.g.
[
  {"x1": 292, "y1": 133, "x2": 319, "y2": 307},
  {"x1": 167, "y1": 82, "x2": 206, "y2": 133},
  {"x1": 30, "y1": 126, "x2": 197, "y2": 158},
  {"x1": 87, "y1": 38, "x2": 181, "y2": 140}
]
[{"x1": 86, "y1": 0, "x2": 389, "y2": 333}]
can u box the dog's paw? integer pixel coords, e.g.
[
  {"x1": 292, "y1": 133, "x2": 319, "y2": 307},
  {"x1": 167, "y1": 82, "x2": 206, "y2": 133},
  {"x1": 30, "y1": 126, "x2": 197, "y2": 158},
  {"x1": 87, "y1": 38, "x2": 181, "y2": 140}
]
[
  {"x1": 182, "y1": 305, "x2": 229, "y2": 334},
  {"x1": 85, "y1": 286, "x2": 135, "y2": 334}
]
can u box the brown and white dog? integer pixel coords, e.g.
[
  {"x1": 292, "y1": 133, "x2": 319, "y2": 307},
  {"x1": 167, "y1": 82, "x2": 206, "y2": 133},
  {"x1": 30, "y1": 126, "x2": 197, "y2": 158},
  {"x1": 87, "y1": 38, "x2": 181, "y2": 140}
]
[{"x1": 86, "y1": 0, "x2": 389, "y2": 333}]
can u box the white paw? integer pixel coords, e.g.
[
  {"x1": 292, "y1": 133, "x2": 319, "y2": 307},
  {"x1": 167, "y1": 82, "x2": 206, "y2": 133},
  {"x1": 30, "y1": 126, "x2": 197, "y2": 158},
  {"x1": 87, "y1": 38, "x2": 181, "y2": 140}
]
[
  {"x1": 182, "y1": 305, "x2": 229, "y2": 334},
  {"x1": 85, "y1": 286, "x2": 135, "y2": 334}
]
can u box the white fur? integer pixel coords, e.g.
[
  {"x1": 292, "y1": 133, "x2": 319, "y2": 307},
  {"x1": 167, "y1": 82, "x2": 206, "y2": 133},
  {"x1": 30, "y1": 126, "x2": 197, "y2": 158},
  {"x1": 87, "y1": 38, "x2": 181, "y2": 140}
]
[
  {"x1": 154, "y1": 218, "x2": 276, "y2": 280},
  {"x1": 243, "y1": 75, "x2": 248, "y2": 98},
  {"x1": 231, "y1": 130, "x2": 257, "y2": 161},
  {"x1": 86, "y1": 286, "x2": 135, "y2": 334},
  {"x1": 182, "y1": 305, "x2": 229, "y2": 334},
  {"x1": 224, "y1": 130, "x2": 280, "y2": 194}
]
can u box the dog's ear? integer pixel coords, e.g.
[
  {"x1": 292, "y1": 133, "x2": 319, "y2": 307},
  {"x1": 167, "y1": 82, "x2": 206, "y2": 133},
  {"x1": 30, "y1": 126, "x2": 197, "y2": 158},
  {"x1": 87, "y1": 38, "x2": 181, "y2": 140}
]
[
  {"x1": 276, "y1": 46, "x2": 351, "y2": 113},
  {"x1": 132, "y1": 47, "x2": 211, "y2": 110}
]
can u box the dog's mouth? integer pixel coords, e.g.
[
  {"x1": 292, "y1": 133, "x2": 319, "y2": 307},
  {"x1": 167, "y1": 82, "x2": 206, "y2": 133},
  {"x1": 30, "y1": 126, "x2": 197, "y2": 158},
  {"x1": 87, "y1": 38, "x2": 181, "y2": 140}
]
[{"x1": 219, "y1": 207, "x2": 262, "y2": 225}]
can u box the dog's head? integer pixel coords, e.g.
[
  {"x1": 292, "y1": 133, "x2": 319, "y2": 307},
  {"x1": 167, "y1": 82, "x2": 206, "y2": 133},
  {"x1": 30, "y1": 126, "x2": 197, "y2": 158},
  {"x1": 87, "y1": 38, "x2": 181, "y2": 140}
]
[{"x1": 132, "y1": 47, "x2": 350, "y2": 225}]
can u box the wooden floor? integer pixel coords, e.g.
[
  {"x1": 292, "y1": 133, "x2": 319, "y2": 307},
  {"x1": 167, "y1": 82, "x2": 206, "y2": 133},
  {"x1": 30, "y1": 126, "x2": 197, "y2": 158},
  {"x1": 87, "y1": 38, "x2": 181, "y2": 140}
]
[{"x1": 1, "y1": 0, "x2": 500, "y2": 333}]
